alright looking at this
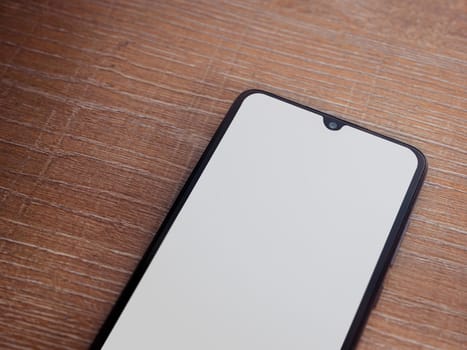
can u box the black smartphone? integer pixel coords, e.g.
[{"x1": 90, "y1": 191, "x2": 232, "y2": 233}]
[{"x1": 92, "y1": 90, "x2": 426, "y2": 349}]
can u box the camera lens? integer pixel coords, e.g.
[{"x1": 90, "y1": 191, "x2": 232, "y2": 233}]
[
  {"x1": 323, "y1": 116, "x2": 343, "y2": 130},
  {"x1": 328, "y1": 121, "x2": 338, "y2": 130}
]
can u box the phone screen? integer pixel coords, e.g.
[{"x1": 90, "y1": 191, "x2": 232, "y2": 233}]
[{"x1": 98, "y1": 91, "x2": 425, "y2": 349}]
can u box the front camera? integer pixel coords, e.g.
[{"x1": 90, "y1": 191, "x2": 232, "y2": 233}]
[
  {"x1": 328, "y1": 121, "x2": 338, "y2": 130},
  {"x1": 323, "y1": 116, "x2": 343, "y2": 130}
]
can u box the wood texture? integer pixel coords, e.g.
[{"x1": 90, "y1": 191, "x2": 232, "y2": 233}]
[{"x1": 0, "y1": 0, "x2": 466, "y2": 349}]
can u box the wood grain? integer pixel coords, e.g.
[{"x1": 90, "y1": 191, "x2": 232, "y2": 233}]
[{"x1": 0, "y1": 0, "x2": 466, "y2": 349}]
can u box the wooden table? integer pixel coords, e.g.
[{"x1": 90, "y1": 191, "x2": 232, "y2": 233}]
[{"x1": 1, "y1": 1, "x2": 466, "y2": 349}]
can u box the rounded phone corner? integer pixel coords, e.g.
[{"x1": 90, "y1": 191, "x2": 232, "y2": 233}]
[
  {"x1": 224, "y1": 90, "x2": 269, "y2": 119},
  {"x1": 233, "y1": 89, "x2": 271, "y2": 105},
  {"x1": 405, "y1": 143, "x2": 428, "y2": 178}
]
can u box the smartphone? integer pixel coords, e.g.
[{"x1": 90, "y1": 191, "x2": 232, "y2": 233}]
[{"x1": 92, "y1": 90, "x2": 426, "y2": 349}]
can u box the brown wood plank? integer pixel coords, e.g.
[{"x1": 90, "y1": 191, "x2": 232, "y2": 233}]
[{"x1": 0, "y1": 0, "x2": 466, "y2": 348}]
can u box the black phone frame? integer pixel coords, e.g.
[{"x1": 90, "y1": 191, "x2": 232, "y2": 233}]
[{"x1": 91, "y1": 89, "x2": 427, "y2": 349}]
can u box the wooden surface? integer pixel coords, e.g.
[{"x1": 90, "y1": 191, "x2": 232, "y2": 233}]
[{"x1": 0, "y1": 0, "x2": 466, "y2": 349}]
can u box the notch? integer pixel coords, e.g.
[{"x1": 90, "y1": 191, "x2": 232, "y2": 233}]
[{"x1": 323, "y1": 115, "x2": 344, "y2": 131}]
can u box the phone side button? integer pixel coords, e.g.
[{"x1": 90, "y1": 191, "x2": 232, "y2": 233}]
[{"x1": 390, "y1": 219, "x2": 410, "y2": 267}]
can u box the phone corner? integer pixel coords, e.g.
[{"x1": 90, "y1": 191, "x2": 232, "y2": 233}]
[
  {"x1": 234, "y1": 89, "x2": 272, "y2": 104},
  {"x1": 407, "y1": 144, "x2": 428, "y2": 178}
]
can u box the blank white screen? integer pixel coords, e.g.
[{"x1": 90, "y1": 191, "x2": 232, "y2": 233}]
[{"x1": 103, "y1": 92, "x2": 418, "y2": 349}]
